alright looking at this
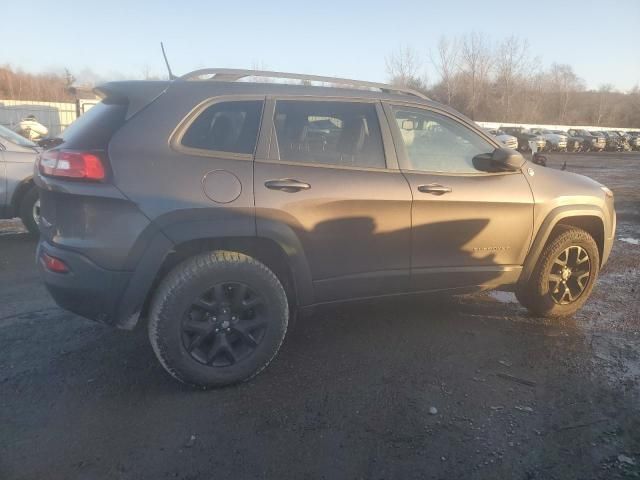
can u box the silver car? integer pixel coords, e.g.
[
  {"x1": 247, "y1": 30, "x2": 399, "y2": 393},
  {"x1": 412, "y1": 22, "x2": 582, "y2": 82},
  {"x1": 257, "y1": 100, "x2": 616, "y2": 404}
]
[{"x1": 0, "y1": 124, "x2": 40, "y2": 235}]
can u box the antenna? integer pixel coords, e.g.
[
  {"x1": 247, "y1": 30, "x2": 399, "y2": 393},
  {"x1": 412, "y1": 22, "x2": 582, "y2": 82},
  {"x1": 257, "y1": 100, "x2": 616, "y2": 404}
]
[{"x1": 160, "y1": 42, "x2": 177, "y2": 80}]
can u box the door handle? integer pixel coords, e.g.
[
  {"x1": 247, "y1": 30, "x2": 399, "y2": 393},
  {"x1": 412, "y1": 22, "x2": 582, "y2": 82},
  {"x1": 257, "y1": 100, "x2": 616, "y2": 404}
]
[
  {"x1": 264, "y1": 179, "x2": 311, "y2": 193},
  {"x1": 417, "y1": 183, "x2": 452, "y2": 195}
]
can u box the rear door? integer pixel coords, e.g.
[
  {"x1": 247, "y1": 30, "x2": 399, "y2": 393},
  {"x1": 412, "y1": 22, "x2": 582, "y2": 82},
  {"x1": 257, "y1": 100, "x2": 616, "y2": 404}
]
[
  {"x1": 254, "y1": 98, "x2": 413, "y2": 304},
  {"x1": 384, "y1": 103, "x2": 534, "y2": 292}
]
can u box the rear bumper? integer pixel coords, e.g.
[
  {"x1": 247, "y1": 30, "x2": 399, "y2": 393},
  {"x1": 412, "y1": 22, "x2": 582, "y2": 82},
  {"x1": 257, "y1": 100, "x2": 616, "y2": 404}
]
[{"x1": 37, "y1": 240, "x2": 132, "y2": 325}]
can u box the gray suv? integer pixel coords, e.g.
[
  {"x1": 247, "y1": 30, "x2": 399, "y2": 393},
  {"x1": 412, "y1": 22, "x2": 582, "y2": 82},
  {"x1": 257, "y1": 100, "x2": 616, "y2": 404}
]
[
  {"x1": 34, "y1": 69, "x2": 616, "y2": 388},
  {"x1": 0, "y1": 124, "x2": 40, "y2": 235}
]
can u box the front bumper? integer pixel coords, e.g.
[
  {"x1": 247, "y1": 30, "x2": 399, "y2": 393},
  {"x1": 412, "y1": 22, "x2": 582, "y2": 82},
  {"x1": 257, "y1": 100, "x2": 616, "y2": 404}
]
[
  {"x1": 602, "y1": 210, "x2": 616, "y2": 267},
  {"x1": 37, "y1": 240, "x2": 132, "y2": 325}
]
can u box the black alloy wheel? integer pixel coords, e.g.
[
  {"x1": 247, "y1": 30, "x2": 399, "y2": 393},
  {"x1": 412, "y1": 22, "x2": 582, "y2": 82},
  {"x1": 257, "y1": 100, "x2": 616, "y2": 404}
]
[{"x1": 182, "y1": 282, "x2": 267, "y2": 367}]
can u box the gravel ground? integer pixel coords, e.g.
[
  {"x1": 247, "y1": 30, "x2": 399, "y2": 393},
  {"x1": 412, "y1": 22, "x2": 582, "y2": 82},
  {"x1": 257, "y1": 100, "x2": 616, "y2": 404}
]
[{"x1": 0, "y1": 152, "x2": 639, "y2": 479}]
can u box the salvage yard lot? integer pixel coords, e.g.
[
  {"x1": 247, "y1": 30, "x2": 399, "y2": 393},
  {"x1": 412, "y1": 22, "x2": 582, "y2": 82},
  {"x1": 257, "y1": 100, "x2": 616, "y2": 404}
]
[{"x1": 1, "y1": 152, "x2": 639, "y2": 479}]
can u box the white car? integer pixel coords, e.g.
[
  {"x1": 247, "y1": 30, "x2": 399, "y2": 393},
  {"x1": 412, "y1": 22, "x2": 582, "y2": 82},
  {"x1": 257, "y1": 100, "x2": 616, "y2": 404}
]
[
  {"x1": 485, "y1": 129, "x2": 518, "y2": 150},
  {"x1": 530, "y1": 128, "x2": 568, "y2": 151}
]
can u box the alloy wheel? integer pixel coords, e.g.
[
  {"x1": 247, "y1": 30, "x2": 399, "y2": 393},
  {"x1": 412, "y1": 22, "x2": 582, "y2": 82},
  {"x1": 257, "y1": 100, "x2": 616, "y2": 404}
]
[
  {"x1": 181, "y1": 282, "x2": 267, "y2": 367},
  {"x1": 32, "y1": 199, "x2": 41, "y2": 226},
  {"x1": 548, "y1": 245, "x2": 591, "y2": 305}
]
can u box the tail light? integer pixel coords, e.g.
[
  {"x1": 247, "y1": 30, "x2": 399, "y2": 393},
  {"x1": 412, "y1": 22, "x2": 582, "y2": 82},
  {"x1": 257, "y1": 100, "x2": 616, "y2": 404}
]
[
  {"x1": 41, "y1": 253, "x2": 70, "y2": 273},
  {"x1": 38, "y1": 150, "x2": 106, "y2": 181}
]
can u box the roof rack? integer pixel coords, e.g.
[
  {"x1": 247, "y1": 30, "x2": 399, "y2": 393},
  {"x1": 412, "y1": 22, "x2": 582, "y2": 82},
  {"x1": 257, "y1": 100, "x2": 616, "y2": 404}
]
[{"x1": 178, "y1": 68, "x2": 430, "y2": 100}]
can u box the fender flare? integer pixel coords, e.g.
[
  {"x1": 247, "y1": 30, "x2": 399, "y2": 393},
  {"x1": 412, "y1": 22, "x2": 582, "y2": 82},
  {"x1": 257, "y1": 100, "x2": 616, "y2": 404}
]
[
  {"x1": 114, "y1": 211, "x2": 314, "y2": 329},
  {"x1": 519, "y1": 204, "x2": 605, "y2": 285}
]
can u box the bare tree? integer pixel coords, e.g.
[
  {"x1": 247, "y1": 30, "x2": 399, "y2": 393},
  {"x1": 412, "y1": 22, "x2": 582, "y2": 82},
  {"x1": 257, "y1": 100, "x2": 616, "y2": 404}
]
[
  {"x1": 595, "y1": 84, "x2": 613, "y2": 126},
  {"x1": 430, "y1": 36, "x2": 460, "y2": 105},
  {"x1": 546, "y1": 63, "x2": 584, "y2": 122},
  {"x1": 385, "y1": 46, "x2": 427, "y2": 91},
  {"x1": 494, "y1": 36, "x2": 530, "y2": 121},
  {"x1": 459, "y1": 33, "x2": 492, "y2": 119}
]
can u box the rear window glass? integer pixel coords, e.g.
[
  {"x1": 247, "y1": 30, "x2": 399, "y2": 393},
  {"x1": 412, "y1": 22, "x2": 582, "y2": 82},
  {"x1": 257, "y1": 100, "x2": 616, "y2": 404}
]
[
  {"x1": 274, "y1": 100, "x2": 386, "y2": 169},
  {"x1": 59, "y1": 101, "x2": 127, "y2": 149},
  {"x1": 181, "y1": 100, "x2": 263, "y2": 155}
]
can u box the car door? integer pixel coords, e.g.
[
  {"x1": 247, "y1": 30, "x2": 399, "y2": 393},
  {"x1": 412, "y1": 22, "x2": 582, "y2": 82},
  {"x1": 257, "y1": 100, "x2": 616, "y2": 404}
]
[
  {"x1": 383, "y1": 103, "x2": 534, "y2": 293},
  {"x1": 254, "y1": 98, "x2": 413, "y2": 304}
]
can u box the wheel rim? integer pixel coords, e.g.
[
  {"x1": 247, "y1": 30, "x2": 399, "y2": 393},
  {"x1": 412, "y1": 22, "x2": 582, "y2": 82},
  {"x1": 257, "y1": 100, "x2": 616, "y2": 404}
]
[
  {"x1": 181, "y1": 282, "x2": 268, "y2": 367},
  {"x1": 548, "y1": 245, "x2": 591, "y2": 305},
  {"x1": 32, "y1": 199, "x2": 41, "y2": 225}
]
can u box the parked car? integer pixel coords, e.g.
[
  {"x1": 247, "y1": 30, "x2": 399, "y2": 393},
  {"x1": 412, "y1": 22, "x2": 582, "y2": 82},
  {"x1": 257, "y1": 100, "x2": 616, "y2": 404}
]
[
  {"x1": 552, "y1": 130, "x2": 581, "y2": 152},
  {"x1": 530, "y1": 128, "x2": 568, "y2": 151},
  {"x1": 499, "y1": 126, "x2": 546, "y2": 152},
  {"x1": 589, "y1": 131, "x2": 610, "y2": 151},
  {"x1": 0, "y1": 124, "x2": 41, "y2": 235},
  {"x1": 625, "y1": 132, "x2": 640, "y2": 150},
  {"x1": 35, "y1": 69, "x2": 616, "y2": 387},
  {"x1": 603, "y1": 131, "x2": 631, "y2": 151},
  {"x1": 568, "y1": 129, "x2": 606, "y2": 152},
  {"x1": 485, "y1": 128, "x2": 518, "y2": 150}
]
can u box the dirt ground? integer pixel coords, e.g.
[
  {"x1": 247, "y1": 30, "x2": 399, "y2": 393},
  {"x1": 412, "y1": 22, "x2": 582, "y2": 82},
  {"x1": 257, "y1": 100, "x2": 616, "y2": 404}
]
[{"x1": 1, "y1": 152, "x2": 638, "y2": 480}]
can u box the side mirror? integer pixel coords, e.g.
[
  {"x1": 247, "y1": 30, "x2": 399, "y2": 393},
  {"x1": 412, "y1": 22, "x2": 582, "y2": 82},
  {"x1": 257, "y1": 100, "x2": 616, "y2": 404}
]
[{"x1": 473, "y1": 147, "x2": 526, "y2": 172}]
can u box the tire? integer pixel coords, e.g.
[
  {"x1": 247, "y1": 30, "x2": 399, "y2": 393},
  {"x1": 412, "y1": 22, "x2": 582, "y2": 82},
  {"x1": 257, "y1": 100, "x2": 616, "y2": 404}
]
[
  {"x1": 516, "y1": 227, "x2": 600, "y2": 318},
  {"x1": 148, "y1": 250, "x2": 289, "y2": 388},
  {"x1": 19, "y1": 186, "x2": 40, "y2": 236}
]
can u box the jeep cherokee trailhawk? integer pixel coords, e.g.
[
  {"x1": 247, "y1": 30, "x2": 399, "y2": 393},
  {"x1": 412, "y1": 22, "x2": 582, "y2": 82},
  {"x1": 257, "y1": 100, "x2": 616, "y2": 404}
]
[{"x1": 34, "y1": 69, "x2": 616, "y2": 387}]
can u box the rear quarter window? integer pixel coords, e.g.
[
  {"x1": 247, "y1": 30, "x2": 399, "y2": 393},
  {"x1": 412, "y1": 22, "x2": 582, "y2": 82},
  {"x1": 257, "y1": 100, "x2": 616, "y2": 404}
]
[{"x1": 180, "y1": 100, "x2": 264, "y2": 155}]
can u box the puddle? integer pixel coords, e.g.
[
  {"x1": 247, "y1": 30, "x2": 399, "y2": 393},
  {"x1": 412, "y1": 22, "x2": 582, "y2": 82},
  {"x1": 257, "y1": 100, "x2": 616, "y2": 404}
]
[
  {"x1": 619, "y1": 237, "x2": 639, "y2": 245},
  {"x1": 488, "y1": 291, "x2": 517, "y2": 304}
]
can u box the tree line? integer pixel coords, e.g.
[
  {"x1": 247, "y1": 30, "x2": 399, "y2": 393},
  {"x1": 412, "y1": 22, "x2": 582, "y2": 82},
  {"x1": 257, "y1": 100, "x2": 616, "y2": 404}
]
[
  {"x1": 0, "y1": 66, "x2": 76, "y2": 102},
  {"x1": 2, "y1": 37, "x2": 639, "y2": 128},
  {"x1": 386, "y1": 34, "x2": 640, "y2": 128}
]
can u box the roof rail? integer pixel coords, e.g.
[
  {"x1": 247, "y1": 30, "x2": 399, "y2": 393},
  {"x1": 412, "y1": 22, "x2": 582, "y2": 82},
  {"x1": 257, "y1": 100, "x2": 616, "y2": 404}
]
[{"x1": 178, "y1": 68, "x2": 430, "y2": 100}]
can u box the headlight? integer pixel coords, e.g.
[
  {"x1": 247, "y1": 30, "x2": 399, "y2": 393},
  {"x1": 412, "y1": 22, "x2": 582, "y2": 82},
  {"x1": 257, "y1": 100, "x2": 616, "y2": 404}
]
[{"x1": 600, "y1": 186, "x2": 614, "y2": 198}]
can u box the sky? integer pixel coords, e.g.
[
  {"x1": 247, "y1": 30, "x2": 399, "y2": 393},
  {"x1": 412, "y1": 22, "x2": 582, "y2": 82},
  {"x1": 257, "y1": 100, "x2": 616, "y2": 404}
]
[{"x1": 3, "y1": 0, "x2": 639, "y2": 91}]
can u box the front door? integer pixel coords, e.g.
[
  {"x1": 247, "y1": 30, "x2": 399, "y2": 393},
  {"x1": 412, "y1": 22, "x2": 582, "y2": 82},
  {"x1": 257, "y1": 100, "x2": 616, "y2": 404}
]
[
  {"x1": 254, "y1": 98, "x2": 413, "y2": 304},
  {"x1": 384, "y1": 104, "x2": 534, "y2": 292}
]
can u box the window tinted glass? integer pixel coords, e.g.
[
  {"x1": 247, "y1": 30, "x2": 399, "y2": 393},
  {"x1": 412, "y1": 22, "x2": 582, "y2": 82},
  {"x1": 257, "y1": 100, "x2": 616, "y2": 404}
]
[
  {"x1": 274, "y1": 101, "x2": 386, "y2": 168},
  {"x1": 392, "y1": 107, "x2": 494, "y2": 173},
  {"x1": 181, "y1": 100, "x2": 263, "y2": 154}
]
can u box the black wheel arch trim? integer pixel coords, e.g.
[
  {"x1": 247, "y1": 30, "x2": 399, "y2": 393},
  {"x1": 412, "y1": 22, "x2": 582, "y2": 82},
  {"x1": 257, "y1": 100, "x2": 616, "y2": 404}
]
[
  {"x1": 115, "y1": 212, "x2": 314, "y2": 329},
  {"x1": 519, "y1": 204, "x2": 607, "y2": 286}
]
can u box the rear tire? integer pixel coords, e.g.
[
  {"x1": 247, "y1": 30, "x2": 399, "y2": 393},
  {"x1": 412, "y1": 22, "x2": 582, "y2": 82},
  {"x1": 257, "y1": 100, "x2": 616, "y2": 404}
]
[
  {"x1": 516, "y1": 227, "x2": 599, "y2": 318},
  {"x1": 148, "y1": 250, "x2": 289, "y2": 388},
  {"x1": 19, "y1": 186, "x2": 40, "y2": 236}
]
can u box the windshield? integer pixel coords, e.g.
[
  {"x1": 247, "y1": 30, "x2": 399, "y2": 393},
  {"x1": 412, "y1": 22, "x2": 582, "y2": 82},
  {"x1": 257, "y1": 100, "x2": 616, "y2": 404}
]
[{"x1": 0, "y1": 124, "x2": 37, "y2": 148}]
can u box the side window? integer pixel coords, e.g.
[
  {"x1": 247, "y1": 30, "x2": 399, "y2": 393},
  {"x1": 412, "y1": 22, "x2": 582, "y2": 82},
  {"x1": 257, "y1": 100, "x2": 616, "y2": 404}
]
[
  {"x1": 273, "y1": 100, "x2": 386, "y2": 169},
  {"x1": 391, "y1": 106, "x2": 494, "y2": 173},
  {"x1": 181, "y1": 100, "x2": 263, "y2": 155}
]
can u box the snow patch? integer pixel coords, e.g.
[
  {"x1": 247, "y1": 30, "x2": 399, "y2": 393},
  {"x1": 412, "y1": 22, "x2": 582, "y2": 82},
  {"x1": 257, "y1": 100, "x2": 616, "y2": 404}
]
[
  {"x1": 488, "y1": 291, "x2": 517, "y2": 304},
  {"x1": 619, "y1": 237, "x2": 639, "y2": 245}
]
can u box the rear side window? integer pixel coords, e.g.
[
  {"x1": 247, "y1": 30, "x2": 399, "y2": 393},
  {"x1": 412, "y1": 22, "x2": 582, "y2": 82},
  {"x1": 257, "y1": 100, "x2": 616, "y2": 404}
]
[
  {"x1": 181, "y1": 100, "x2": 263, "y2": 155},
  {"x1": 274, "y1": 100, "x2": 386, "y2": 169}
]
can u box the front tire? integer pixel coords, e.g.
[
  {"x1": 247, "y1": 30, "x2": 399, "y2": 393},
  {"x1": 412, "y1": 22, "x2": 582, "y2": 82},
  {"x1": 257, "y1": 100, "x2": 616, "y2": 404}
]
[
  {"x1": 516, "y1": 227, "x2": 600, "y2": 318},
  {"x1": 148, "y1": 251, "x2": 289, "y2": 388},
  {"x1": 19, "y1": 186, "x2": 40, "y2": 236}
]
